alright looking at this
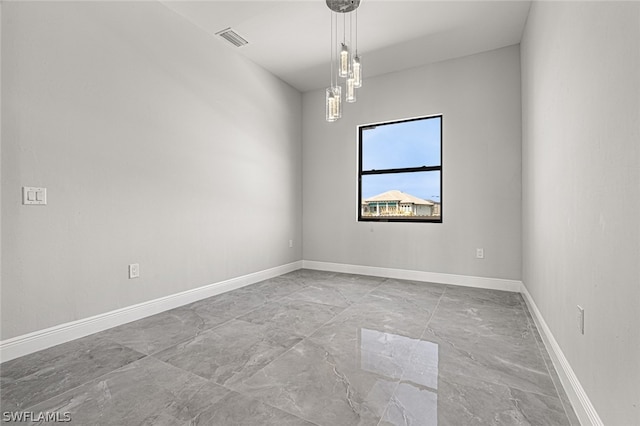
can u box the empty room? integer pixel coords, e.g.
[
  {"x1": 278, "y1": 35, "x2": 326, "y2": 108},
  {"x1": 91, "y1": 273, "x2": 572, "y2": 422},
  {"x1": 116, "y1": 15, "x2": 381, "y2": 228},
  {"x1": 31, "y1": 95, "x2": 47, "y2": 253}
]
[{"x1": 1, "y1": 0, "x2": 638, "y2": 425}]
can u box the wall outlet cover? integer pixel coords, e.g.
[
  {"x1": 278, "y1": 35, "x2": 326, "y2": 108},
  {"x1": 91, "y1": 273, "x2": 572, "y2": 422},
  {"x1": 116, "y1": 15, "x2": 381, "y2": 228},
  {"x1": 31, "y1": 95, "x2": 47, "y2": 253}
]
[
  {"x1": 129, "y1": 263, "x2": 140, "y2": 279},
  {"x1": 577, "y1": 305, "x2": 585, "y2": 334}
]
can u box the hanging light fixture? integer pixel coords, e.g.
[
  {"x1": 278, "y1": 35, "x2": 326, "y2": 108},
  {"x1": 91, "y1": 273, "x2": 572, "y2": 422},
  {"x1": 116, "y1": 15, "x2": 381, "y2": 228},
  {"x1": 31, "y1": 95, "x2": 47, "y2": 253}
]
[
  {"x1": 326, "y1": 11, "x2": 342, "y2": 121},
  {"x1": 325, "y1": 0, "x2": 362, "y2": 121},
  {"x1": 345, "y1": 11, "x2": 356, "y2": 103},
  {"x1": 352, "y1": 8, "x2": 362, "y2": 88}
]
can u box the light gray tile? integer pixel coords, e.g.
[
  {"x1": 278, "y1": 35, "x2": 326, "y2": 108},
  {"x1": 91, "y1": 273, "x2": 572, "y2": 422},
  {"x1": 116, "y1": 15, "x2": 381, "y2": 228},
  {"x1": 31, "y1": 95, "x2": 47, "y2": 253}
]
[
  {"x1": 381, "y1": 373, "x2": 569, "y2": 426},
  {"x1": 238, "y1": 299, "x2": 344, "y2": 338},
  {"x1": 321, "y1": 292, "x2": 433, "y2": 340},
  {"x1": 154, "y1": 319, "x2": 300, "y2": 387},
  {"x1": 233, "y1": 339, "x2": 398, "y2": 426},
  {"x1": 439, "y1": 373, "x2": 568, "y2": 426},
  {"x1": 441, "y1": 285, "x2": 525, "y2": 310},
  {"x1": 0, "y1": 271, "x2": 573, "y2": 426},
  {"x1": 428, "y1": 300, "x2": 535, "y2": 349},
  {"x1": 194, "y1": 391, "x2": 315, "y2": 425},
  {"x1": 245, "y1": 276, "x2": 309, "y2": 301},
  {"x1": 508, "y1": 387, "x2": 571, "y2": 426},
  {"x1": 282, "y1": 282, "x2": 374, "y2": 308},
  {"x1": 521, "y1": 304, "x2": 581, "y2": 426},
  {"x1": 329, "y1": 272, "x2": 387, "y2": 287},
  {"x1": 100, "y1": 306, "x2": 214, "y2": 355},
  {"x1": 422, "y1": 329, "x2": 557, "y2": 398},
  {"x1": 24, "y1": 356, "x2": 229, "y2": 425},
  {"x1": 359, "y1": 286, "x2": 441, "y2": 320},
  {"x1": 376, "y1": 278, "x2": 446, "y2": 303},
  {"x1": 380, "y1": 381, "x2": 438, "y2": 426},
  {"x1": 0, "y1": 333, "x2": 145, "y2": 411},
  {"x1": 283, "y1": 268, "x2": 339, "y2": 282},
  {"x1": 182, "y1": 287, "x2": 269, "y2": 322}
]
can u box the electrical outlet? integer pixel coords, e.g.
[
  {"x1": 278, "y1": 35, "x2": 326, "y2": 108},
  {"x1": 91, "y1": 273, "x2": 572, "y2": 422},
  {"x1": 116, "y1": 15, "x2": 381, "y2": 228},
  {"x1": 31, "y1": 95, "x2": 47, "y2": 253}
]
[
  {"x1": 129, "y1": 263, "x2": 140, "y2": 279},
  {"x1": 289, "y1": 239, "x2": 293, "y2": 248},
  {"x1": 476, "y1": 248, "x2": 484, "y2": 259},
  {"x1": 577, "y1": 305, "x2": 584, "y2": 334}
]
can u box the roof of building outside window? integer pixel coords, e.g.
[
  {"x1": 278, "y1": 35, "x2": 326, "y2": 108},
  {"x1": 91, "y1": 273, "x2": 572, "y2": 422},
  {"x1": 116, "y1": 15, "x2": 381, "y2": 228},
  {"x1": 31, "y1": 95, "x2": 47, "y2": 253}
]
[{"x1": 364, "y1": 190, "x2": 434, "y2": 206}]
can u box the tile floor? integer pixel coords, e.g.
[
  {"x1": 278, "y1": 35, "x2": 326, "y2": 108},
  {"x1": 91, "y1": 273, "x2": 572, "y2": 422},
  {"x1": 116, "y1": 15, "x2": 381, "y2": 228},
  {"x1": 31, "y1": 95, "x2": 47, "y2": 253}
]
[{"x1": 1, "y1": 270, "x2": 580, "y2": 425}]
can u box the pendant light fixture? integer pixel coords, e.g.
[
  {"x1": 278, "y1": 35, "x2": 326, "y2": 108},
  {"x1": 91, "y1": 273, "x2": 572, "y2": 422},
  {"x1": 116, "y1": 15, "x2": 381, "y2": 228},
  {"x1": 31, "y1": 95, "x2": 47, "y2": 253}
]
[
  {"x1": 326, "y1": 11, "x2": 341, "y2": 121},
  {"x1": 345, "y1": 12, "x2": 356, "y2": 103},
  {"x1": 325, "y1": 0, "x2": 362, "y2": 122},
  {"x1": 353, "y1": 8, "x2": 362, "y2": 88}
]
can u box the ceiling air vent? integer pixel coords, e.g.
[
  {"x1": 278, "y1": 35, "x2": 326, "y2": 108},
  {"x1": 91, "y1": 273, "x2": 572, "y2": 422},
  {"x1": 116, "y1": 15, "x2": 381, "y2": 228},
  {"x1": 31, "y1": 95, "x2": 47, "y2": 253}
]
[{"x1": 215, "y1": 28, "x2": 249, "y2": 47}]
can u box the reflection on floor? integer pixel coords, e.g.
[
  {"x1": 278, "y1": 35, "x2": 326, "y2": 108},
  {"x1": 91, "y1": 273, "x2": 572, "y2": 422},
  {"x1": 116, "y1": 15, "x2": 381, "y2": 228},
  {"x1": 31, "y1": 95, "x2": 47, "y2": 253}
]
[{"x1": 1, "y1": 270, "x2": 579, "y2": 425}]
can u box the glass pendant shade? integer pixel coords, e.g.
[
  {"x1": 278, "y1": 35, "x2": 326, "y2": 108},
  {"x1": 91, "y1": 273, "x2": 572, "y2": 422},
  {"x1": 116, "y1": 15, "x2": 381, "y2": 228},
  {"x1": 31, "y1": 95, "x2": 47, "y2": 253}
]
[
  {"x1": 353, "y1": 55, "x2": 362, "y2": 88},
  {"x1": 332, "y1": 85, "x2": 342, "y2": 119},
  {"x1": 326, "y1": 88, "x2": 337, "y2": 122},
  {"x1": 339, "y1": 44, "x2": 349, "y2": 78},
  {"x1": 325, "y1": 86, "x2": 342, "y2": 121},
  {"x1": 346, "y1": 73, "x2": 356, "y2": 103}
]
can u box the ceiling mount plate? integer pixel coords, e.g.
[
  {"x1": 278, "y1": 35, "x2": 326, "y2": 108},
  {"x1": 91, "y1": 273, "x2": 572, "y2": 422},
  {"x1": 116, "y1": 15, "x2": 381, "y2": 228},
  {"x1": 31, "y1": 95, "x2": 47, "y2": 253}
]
[{"x1": 326, "y1": 0, "x2": 361, "y2": 13}]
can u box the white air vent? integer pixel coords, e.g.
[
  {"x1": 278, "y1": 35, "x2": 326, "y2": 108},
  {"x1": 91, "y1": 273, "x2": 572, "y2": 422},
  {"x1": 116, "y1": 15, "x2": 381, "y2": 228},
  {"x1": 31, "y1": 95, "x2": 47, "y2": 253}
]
[{"x1": 215, "y1": 28, "x2": 248, "y2": 47}]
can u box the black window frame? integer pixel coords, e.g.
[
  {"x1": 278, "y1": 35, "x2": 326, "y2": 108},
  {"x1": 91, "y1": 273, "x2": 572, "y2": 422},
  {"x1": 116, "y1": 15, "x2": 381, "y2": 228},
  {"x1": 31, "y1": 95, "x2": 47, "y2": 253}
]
[{"x1": 357, "y1": 114, "x2": 443, "y2": 223}]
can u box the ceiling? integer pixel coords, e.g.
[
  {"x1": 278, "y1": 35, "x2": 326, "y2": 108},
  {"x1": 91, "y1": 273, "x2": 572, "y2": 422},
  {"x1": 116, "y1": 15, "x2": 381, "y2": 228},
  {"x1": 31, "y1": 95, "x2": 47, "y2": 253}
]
[{"x1": 161, "y1": 1, "x2": 532, "y2": 92}]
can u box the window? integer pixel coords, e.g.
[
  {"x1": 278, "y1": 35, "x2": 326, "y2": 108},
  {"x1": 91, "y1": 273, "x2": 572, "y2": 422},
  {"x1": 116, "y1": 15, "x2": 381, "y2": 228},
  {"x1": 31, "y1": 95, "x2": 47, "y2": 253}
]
[{"x1": 358, "y1": 115, "x2": 442, "y2": 223}]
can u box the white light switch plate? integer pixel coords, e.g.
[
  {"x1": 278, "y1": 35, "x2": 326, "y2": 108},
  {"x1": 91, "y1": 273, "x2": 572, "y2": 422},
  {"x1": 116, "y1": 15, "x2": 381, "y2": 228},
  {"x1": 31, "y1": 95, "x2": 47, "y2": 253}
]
[{"x1": 23, "y1": 187, "x2": 47, "y2": 205}]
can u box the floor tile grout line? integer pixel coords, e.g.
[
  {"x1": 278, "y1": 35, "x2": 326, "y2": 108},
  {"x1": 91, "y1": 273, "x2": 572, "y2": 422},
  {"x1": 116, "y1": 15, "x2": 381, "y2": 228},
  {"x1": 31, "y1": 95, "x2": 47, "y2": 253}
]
[
  {"x1": 128, "y1": 273, "x2": 329, "y2": 358},
  {"x1": 426, "y1": 343, "x2": 564, "y2": 401},
  {"x1": 426, "y1": 293, "x2": 566, "y2": 401},
  {"x1": 231, "y1": 274, "x2": 388, "y2": 373},
  {"x1": 14, "y1": 273, "x2": 373, "y2": 414},
  {"x1": 20, "y1": 353, "x2": 318, "y2": 425},
  {"x1": 13, "y1": 273, "x2": 337, "y2": 417},
  {"x1": 17, "y1": 353, "x2": 151, "y2": 412},
  {"x1": 5, "y1": 271, "x2": 568, "y2": 425},
  {"x1": 220, "y1": 379, "x2": 321, "y2": 426},
  {"x1": 375, "y1": 284, "x2": 449, "y2": 426},
  {"x1": 414, "y1": 286, "x2": 570, "y2": 417},
  {"x1": 519, "y1": 297, "x2": 577, "y2": 425},
  {"x1": 218, "y1": 274, "x2": 390, "y2": 425},
  {"x1": 4, "y1": 274, "x2": 312, "y2": 412}
]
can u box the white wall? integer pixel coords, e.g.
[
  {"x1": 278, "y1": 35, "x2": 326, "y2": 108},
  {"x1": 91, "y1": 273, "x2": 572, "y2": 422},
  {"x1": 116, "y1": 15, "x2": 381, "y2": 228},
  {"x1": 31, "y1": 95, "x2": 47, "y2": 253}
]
[
  {"x1": 1, "y1": 1, "x2": 302, "y2": 340},
  {"x1": 521, "y1": 2, "x2": 640, "y2": 425},
  {"x1": 303, "y1": 46, "x2": 522, "y2": 281}
]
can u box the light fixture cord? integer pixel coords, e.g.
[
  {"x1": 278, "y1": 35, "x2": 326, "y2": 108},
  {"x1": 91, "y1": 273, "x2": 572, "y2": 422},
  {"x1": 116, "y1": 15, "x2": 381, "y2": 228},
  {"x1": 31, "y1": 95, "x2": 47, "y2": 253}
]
[
  {"x1": 343, "y1": 12, "x2": 346, "y2": 44},
  {"x1": 331, "y1": 12, "x2": 338, "y2": 87},
  {"x1": 349, "y1": 11, "x2": 353, "y2": 72},
  {"x1": 330, "y1": 10, "x2": 333, "y2": 87},
  {"x1": 355, "y1": 8, "x2": 358, "y2": 56}
]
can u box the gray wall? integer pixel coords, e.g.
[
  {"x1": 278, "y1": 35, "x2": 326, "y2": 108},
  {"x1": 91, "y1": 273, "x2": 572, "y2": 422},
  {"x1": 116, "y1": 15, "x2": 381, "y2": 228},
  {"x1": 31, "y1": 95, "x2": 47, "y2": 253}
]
[
  {"x1": 521, "y1": 2, "x2": 640, "y2": 424},
  {"x1": 1, "y1": 2, "x2": 302, "y2": 340},
  {"x1": 303, "y1": 45, "x2": 522, "y2": 281}
]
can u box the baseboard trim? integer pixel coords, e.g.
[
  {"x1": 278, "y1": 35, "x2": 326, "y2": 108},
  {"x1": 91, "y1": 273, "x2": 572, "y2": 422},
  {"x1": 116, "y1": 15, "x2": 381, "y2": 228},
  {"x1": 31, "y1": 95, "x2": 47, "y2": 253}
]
[
  {"x1": 0, "y1": 261, "x2": 303, "y2": 363},
  {"x1": 302, "y1": 260, "x2": 522, "y2": 292},
  {"x1": 520, "y1": 283, "x2": 603, "y2": 426}
]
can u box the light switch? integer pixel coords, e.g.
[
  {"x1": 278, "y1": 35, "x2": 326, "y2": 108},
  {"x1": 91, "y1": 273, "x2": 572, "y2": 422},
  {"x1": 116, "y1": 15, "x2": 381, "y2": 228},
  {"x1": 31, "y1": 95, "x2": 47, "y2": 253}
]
[{"x1": 23, "y1": 187, "x2": 47, "y2": 205}]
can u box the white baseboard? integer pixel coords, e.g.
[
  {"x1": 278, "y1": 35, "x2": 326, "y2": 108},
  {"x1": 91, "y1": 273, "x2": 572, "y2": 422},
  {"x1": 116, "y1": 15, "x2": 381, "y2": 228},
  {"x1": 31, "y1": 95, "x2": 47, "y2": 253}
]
[
  {"x1": 302, "y1": 260, "x2": 522, "y2": 292},
  {"x1": 520, "y1": 283, "x2": 603, "y2": 426},
  {"x1": 0, "y1": 261, "x2": 303, "y2": 363}
]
